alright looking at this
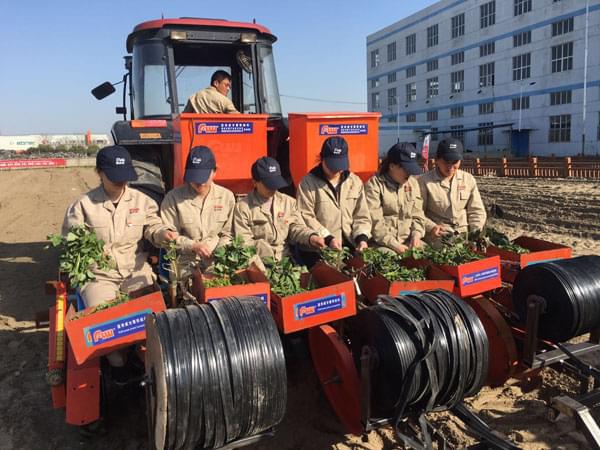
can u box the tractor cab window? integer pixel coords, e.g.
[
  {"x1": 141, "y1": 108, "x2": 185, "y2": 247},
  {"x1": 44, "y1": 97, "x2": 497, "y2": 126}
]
[
  {"x1": 172, "y1": 44, "x2": 256, "y2": 114},
  {"x1": 132, "y1": 41, "x2": 172, "y2": 118},
  {"x1": 258, "y1": 45, "x2": 282, "y2": 116}
]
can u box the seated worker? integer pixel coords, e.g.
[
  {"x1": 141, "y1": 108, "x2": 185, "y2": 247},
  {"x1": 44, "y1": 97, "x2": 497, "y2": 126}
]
[
  {"x1": 365, "y1": 142, "x2": 426, "y2": 254},
  {"x1": 160, "y1": 146, "x2": 235, "y2": 267},
  {"x1": 183, "y1": 70, "x2": 239, "y2": 114},
  {"x1": 296, "y1": 136, "x2": 372, "y2": 267},
  {"x1": 233, "y1": 157, "x2": 325, "y2": 260},
  {"x1": 62, "y1": 146, "x2": 177, "y2": 366},
  {"x1": 418, "y1": 138, "x2": 487, "y2": 246}
]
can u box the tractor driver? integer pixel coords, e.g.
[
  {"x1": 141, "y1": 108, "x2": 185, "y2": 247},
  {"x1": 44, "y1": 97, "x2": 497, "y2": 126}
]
[
  {"x1": 418, "y1": 138, "x2": 487, "y2": 246},
  {"x1": 183, "y1": 70, "x2": 240, "y2": 114},
  {"x1": 160, "y1": 146, "x2": 235, "y2": 268},
  {"x1": 233, "y1": 157, "x2": 325, "y2": 261},
  {"x1": 62, "y1": 146, "x2": 178, "y2": 366}
]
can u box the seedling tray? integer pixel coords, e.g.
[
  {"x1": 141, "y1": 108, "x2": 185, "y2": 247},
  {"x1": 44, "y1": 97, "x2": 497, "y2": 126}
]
[{"x1": 191, "y1": 269, "x2": 270, "y2": 308}]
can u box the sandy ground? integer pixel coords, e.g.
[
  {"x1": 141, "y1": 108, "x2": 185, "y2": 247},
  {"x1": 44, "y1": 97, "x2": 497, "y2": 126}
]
[{"x1": 0, "y1": 168, "x2": 599, "y2": 450}]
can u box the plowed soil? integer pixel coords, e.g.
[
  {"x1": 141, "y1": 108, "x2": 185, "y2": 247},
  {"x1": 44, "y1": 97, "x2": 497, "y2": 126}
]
[{"x1": 0, "y1": 168, "x2": 598, "y2": 450}]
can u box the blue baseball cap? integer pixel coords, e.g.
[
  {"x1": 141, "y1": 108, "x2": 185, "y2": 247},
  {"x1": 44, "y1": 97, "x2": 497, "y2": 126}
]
[
  {"x1": 320, "y1": 137, "x2": 349, "y2": 172},
  {"x1": 96, "y1": 145, "x2": 138, "y2": 183},
  {"x1": 387, "y1": 142, "x2": 422, "y2": 176},
  {"x1": 251, "y1": 157, "x2": 288, "y2": 190},
  {"x1": 184, "y1": 146, "x2": 216, "y2": 184}
]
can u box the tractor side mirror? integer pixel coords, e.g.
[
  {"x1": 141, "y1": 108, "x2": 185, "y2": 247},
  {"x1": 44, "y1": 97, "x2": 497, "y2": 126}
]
[{"x1": 91, "y1": 82, "x2": 116, "y2": 100}]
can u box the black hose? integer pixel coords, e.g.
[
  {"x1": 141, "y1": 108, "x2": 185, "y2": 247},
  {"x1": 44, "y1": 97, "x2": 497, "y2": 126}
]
[
  {"x1": 513, "y1": 255, "x2": 600, "y2": 342},
  {"x1": 348, "y1": 289, "x2": 489, "y2": 423},
  {"x1": 148, "y1": 297, "x2": 287, "y2": 450}
]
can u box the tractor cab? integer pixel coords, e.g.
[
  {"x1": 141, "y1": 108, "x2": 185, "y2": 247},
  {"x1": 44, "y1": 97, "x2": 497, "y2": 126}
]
[{"x1": 93, "y1": 18, "x2": 288, "y2": 200}]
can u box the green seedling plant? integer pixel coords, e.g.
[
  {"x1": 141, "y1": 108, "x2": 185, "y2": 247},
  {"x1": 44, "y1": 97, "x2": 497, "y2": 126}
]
[
  {"x1": 483, "y1": 227, "x2": 529, "y2": 254},
  {"x1": 361, "y1": 248, "x2": 426, "y2": 282},
  {"x1": 46, "y1": 225, "x2": 112, "y2": 288},
  {"x1": 320, "y1": 247, "x2": 352, "y2": 271},
  {"x1": 425, "y1": 233, "x2": 484, "y2": 266},
  {"x1": 210, "y1": 236, "x2": 257, "y2": 281},
  {"x1": 263, "y1": 257, "x2": 311, "y2": 297},
  {"x1": 70, "y1": 290, "x2": 130, "y2": 320}
]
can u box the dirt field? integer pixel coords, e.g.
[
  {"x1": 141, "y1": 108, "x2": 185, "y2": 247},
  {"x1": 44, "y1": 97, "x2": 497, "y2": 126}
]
[{"x1": 1, "y1": 168, "x2": 599, "y2": 450}]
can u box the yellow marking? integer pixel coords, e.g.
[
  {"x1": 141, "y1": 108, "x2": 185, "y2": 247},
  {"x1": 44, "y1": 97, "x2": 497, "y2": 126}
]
[
  {"x1": 55, "y1": 294, "x2": 65, "y2": 362},
  {"x1": 139, "y1": 132, "x2": 162, "y2": 139}
]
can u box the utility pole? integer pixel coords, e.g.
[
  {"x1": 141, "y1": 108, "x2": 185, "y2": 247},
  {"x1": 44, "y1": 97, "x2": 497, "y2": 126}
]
[{"x1": 582, "y1": 0, "x2": 590, "y2": 156}]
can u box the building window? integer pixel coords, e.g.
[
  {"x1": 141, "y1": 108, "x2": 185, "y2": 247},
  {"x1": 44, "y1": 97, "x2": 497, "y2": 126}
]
[
  {"x1": 513, "y1": 30, "x2": 531, "y2": 47},
  {"x1": 406, "y1": 113, "x2": 416, "y2": 123},
  {"x1": 479, "y1": 102, "x2": 494, "y2": 115},
  {"x1": 427, "y1": 77, "x2": 439, "y2": 99},
  {"x1": 550, "y1": 90, "x2": 572, "y2": 105},
  {"x1": 451, "y1": 13, "x2": 465, "y2": 38},
  {"x1": 427, "y1": 59, "x2": 439, "y2": 72},
  {"x1": 451, "y1": 70, "x2": 464, "y2": 93},
  {"x1": 451, "y1": 51, "x2": 464, "y2": 65},
  {"x1": 387, "y1": 72, "x2": 396, "y2": 84},
  {"x1": 427, "y1": 111, "x2": 438, "y2": 121},
  {"x1": 451, "y1": 125, "x2": 465, "y2": 142},
  {"x1": 450, "y1": 106, "x2": 464, "y2": 118},
  {"x1": 551, "y1": 42, "x2": 573, "y2": 73},
  {"x1": 480, "y1": 41, "x2": 495, "y2": 57},
  {"x1": 371, "y1": 78, "x2": 379, "y2": 88},
  {"x1": 406, "y1": 33, "x2": 416, "y2": 55},
  {"x1": 480, "y1": 1, "x2": 496, "y2": 29},
  {"x1": 478, "y1": 123, "x2": 494, "y2": 145},
  {"x1": 387, "y1": 116, "x2": 397, "y2": 123},
  {"x1": 479, "y1": 62, "x2": 495, "y2": 87},
  {"x1": 512, "y1": 96, "x2": 530, "y2": 110},
  {"x1": 552, "y1": 17, "x2": 574, "y2": 37},
  {"x1": 549, "y1": 114, "x2": 571, "y2": 142},
  {"x1": 370, "y1": 49, "x2": 379, "y2": 68},
  {"x1": 406, "y1": 82, "x2": 416, "y2": 102},
  {"x1": 387, "y1": 42, "x2": 397, "y2": 62},
  {"x1": 431, "y1": 127, "x2": 439, "y2": 141},
  {"x1": 406, "y1": 66, "x2": 416, "y2": 78},
  {"x1": 388, "y1": 88, "x2": 397, "y2": 106},
  {"x1": 514, "y1": 0, "x2": 532, "y2": 16},
  {"x1": 427, "y1": 24, "x2": 439, "y2": 48},
  {"x1": 371, "y1": 92, "x2": 380, "y2": 109},
  {"x1": 512, "y1": 53, "x2": 531, "y2": 81}
]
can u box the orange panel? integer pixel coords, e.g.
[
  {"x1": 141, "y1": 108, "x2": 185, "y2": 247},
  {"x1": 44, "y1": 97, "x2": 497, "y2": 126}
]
[
  {"x1": 64, "y1": 291, "x2": 166, "y2": 366},
  {"x1": 288, "y1": 112, "x2": 381, "y2": 187},
  {"x1": 436, "y1": 255, "x2": 502, "y2": 298},
  {"x1": 486, "y1": 235, "x2": 572, "y2": 270},
  {"x1": 65, "y1": 342, "x2": 101, "y2": 426},
  {"x1": 191, "y1": 269, "x2": 271, "y2": 309},
  {"x1": 173, "y1": 113, "x2": 269, "y2": 194}
]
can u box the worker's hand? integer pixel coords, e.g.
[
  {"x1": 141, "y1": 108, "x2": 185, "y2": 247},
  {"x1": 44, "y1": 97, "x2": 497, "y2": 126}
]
[
  {"x1": 192, "y1": 242, "x2": 212, "y2": 259},
  {"x1": 431, "y1": 225, "x2": 449, "y2": 237},
  {"x1": 394, "y1": 244, "x2": 409, "y2": 254},
  {"x1": 161, "y1": 229, "x2": 179, "y2": 242},
  {"x1": 410, "y1": 236, "x2": 423, "y2": 249},
  {"x1": 356, "y1": 241, "x2": 368, "y2": 252},
  {"x1": 309, "y1": 235, "x2": 326, "y2": 249},
  {"x1": 328, "y1": 238, "x2": 342, "y2": 250}
]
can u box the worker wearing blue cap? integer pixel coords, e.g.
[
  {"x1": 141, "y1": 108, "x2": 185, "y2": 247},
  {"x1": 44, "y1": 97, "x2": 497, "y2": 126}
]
[
  {"x1": 160, "y1": 146, "x2": 235, "y2": 266},
  {"x1": 296, "y1": 136, "x2": 372, "y2": 266},
  {"x1": 233, "y1": 156, "x2": 325, "y2": 260},
  {"x1": 365, "y1": 143, "x2": 426, "y2": 254},
  {"x1": 61, "y1": 145, "x2": 177, "y2": 365}
]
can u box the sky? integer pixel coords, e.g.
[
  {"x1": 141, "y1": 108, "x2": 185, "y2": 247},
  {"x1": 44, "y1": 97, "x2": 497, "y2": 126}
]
[{"x1": 0, "y1": 0, "x2": 438, "y2": 135}]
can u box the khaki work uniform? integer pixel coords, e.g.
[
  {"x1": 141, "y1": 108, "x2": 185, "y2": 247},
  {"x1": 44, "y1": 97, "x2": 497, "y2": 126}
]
[
  {"x1": 296, "y1": 168, "x2": 372, "y2": 248},
  {"x1": 233, "y1": 190, "x2": 317, "y2": 260},
  {"x1": 160, "y1": 183, "x2": 235, "y2": 265},
  {"x1": 62, "y1": 186, "x2": 168, "y2": 308},
  {"x1": 183, "y1": 86, "x2": 239, "y2": 114},
  {"x1": 364, "y1": 173, "x2": 426, "y2": 252},
  {"x1": 418, "y1": 168, "x2": 487, "y2": 244}
]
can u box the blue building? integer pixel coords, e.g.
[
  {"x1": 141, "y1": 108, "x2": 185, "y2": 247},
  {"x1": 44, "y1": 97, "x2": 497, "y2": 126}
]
[{"x1": 367, "y1": 0, "x2": 600, "y2": 156}]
